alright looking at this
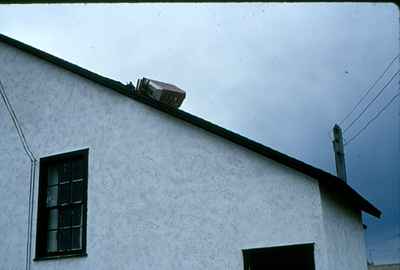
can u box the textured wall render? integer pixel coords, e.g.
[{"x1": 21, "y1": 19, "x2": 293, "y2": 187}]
[
  {"x1": 0, "y1": 80, "x2": 32, "y2": 270},
  {"x1": 0, "y1": 40, "x2": 363, "y2": 270},
  {"x1": 320, "y1": 183, "x2": 368, "y2": 270}
]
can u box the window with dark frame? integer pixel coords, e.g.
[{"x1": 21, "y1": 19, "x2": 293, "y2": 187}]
[
  {"x1": 242, "y1": 243, "x2": 315, "y2": 270},
  {"x1": 35, "y1": 149, "x2": 88, "y2": 260}
]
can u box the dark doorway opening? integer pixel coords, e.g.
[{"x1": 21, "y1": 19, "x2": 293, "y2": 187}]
[{"x1": 243, "y1": 243, "x2": 315, "y2": 270}]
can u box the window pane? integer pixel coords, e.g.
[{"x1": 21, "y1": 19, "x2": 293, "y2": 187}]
[
  {"x1": 71, "y1": 205, "x2": 82, "y2": 226},
  {"x1": 46, "y1": 186, "x2": 58, "y2": 207},
  {"x1": 59, "y1": 161, "x2": 71, "y2": 183},
  {"x1": 59, "y1": 183, "x2": 70, "y2": 204},
  {"x1": 59, "y1": 229, "x2": 71, "y2": 251},
  {"x1": 71, "y1": 158, "x2": 84, "y2": 180},
  {"x1": 38, "y1": 151, "x2": 88, "y2": 257},
  {"x1": 71, "y1": 181, "x2": 83, "y2": 202},
  {"x1": 47, "y1": 166, "x2": 59, "y2": 186},
  {"x1": 71, "y1": 228, "x2": 82, "y2": 250},
  {"x1": 47, "y1": 209, "x2": 58, "y2": 230},
  {"x1": 47, "y1": 230, "x2": 58, "y2": 253},
  {"x1": 59, "y1": 207, "x2": 72, "y2": 228}
]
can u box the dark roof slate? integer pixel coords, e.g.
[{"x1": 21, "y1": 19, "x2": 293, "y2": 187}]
[{"x1": 0, "y1": 33, "x2": 381, "y2": 218}]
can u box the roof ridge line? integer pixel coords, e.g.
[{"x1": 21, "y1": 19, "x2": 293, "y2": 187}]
[{"x1": 0, "y1": 33, "x2": 381, "y2": 218}]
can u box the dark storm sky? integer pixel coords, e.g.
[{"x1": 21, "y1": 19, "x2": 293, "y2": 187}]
[{"x1": 0, "y1": 3, "x2": 398, "y2": 264}]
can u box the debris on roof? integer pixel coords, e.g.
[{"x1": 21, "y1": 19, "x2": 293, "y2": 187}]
[{"x1": 136, "y1": 77, "x2": 186, "y2": 108}]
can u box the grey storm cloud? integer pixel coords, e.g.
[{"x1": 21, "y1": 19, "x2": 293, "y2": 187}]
[{"x1": 0, "y1": 2, "x2": 398, "y2": 264}]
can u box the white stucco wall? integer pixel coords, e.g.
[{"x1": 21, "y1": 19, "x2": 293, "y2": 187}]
[
  {"x1": 0, "y1": 79, "x2": 32, "y2": 269},
  {"x1": 0, "y1": 40, "x2": 365, "y2": 270},
  {"x1": 320, "y1": 183, "x2": 369, "y2": 270}
]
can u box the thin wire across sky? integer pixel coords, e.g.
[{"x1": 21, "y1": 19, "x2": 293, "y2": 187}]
[
  {"x1": 339, "y1": 54, "x2": 400, "y2": 126},
  {"x1": 337, "y1": 53, "x2": 400, "y2": 146}
]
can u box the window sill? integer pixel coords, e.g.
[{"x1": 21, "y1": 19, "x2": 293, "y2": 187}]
[{"x1": 34, "y1": 253, "x2": 87, "y2": 261}]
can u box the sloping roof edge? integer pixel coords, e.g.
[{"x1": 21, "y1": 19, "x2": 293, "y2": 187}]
[{"x1": 0, "y1": 33, "x2": 381, "y2": 218}]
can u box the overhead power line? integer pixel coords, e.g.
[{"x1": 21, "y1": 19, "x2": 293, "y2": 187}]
[
  {"x1": 343, "y1": 69, "x2": 400, "y2": 134},
  {"x1": 339, "y1": 54, "x2": 400, "y2": 126},
  {"x1": 344, "y1": 91, "x2": 400, "y2": 146}
]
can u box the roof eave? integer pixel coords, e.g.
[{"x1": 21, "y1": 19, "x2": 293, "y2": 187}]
[
  {"x1": 132, "y1": 92, "x2": 382, "y2": 219},
  {"x1": 0, "y1": 33, "x2": 381, "y2": 219}
]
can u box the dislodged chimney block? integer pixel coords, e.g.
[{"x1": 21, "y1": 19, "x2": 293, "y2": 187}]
[{"x1": 136, "y1": 77, "x2": 186, "y2": 108}]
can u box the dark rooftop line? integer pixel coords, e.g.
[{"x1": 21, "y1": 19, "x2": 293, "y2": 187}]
[{"x1": 0, "y1": 33, "x2": 381, "y2": 218}]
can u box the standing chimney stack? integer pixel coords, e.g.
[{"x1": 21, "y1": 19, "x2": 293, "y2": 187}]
[{"x1": 332, "y1": 124, "x2": 347, "y2": 182}]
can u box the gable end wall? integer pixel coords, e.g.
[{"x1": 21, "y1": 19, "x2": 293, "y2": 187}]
[{"x1": 0, "y1": 40, "x2": 365, "y2": 270}]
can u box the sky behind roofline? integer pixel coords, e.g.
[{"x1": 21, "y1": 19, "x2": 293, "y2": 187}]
[{"x1": 0, "y1": 3, "x2": 398, "y2": 264}]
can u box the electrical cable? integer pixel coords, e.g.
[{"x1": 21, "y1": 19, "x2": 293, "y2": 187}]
[
  {"x1": 339, "y1": 54, "x2": 400, "y2": 126},
  {"x1": 345, "y1": 91, "x2": 400, "y2": 146},
  {"x1": 343, "y1": 70, "x2": 400, "y2": 134},
  {"x1": 0, "y1": 80, "x2": 36, "y2": 270},
  {"x1": 0, "y1": 81, "x2": 35, "y2": 160}
]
